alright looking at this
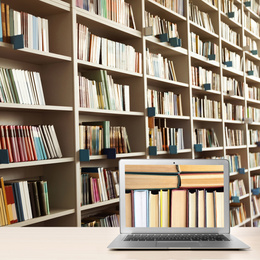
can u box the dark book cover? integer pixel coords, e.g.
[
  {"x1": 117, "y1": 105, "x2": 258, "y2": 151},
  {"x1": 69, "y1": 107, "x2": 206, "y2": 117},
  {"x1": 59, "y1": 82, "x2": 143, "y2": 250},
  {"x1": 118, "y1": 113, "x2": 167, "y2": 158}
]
[{"x1": 37, "y1": 180, "x2": 47, "y2": 216}]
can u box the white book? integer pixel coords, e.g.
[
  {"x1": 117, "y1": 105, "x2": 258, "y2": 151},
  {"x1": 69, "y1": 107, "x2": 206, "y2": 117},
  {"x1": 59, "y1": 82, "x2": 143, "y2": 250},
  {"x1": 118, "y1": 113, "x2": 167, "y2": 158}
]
[
  {"x1": 19, "y1": 182, "x2": 29, "y2": 221},
  {"x1": 24, "y1": 71, "x2": 34, "y2": 104},
  {"x1": 23, "y1": 181, "x2": 33, "y2": 219},
  {"x1": 38, "y1": 18, "x2": 42, "y2": 51},
  {"x1": 12, "y1": 69, "x2": 24, "y2": 104},
  {"x1": 43, "y1": 125, "x2": 57, "y2": 158},
  {"x1": 33, "y1": 72, "x2": 45, "y2": 105},
  {"x1": 134, "y1": 190, "x2": 148, "y2": 227},
  {"x1": 48, "y1": 125, "x2": 62, "y2": 158},
  {"x1": 38, "y1": 126, "x2": 51, "y2": 159},
  {"x1": 28, "y1": 14, "x2": 33, "y2": 49}
]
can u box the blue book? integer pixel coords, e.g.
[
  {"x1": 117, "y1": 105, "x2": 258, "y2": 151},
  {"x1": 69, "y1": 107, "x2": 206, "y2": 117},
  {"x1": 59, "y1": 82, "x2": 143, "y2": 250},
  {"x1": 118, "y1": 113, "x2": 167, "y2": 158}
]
[
  {"x1": 32, "y1": 16, "x2": 38, "y2": 50},
  {"x1": 37, "y1": 128, "x2": 47, "y2": 160},
  {"x1": 13, "y1": 182, "x2": 25, "y2": 222},
  {"x1": 32, "y1": 129, "x2": 42, "y2": 160}
]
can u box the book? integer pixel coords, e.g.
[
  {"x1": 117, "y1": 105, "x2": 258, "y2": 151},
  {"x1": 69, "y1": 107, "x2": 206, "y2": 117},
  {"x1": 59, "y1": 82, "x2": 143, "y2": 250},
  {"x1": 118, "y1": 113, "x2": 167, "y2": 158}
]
[
  {"x1": 5, "y1": 185, "x2": 18, "y2": 224},
  {"x1": 206, "y1": 191, "x2": 214, "y2": 227},
  {"x1": 188, "y1": 190, "x2": 196, "y2": 227},
  {"x1": 0, "y1": 177, "x2": 10, "y2": 225},
  {"x1": 149, "y1": 191, "x2": 159, "y2": 227},
  {"x1": 160, "y1": 190, "x2": 169, "y2": 227},
  {"x1": 125, "y1": 192, "x2": 132, "y2": 227},
  {"x1": 197, "y1": 189, "x2": 205, "y2": 227},
  {"x1": 215, "y1": 191, "x2": 224, "y2": 227},
  {"x1": 171, "y1": 189, "x2": 187, "y2": 227},
  {"x1": 134, "y1": 190, "x2": 148, "y2": 227}
]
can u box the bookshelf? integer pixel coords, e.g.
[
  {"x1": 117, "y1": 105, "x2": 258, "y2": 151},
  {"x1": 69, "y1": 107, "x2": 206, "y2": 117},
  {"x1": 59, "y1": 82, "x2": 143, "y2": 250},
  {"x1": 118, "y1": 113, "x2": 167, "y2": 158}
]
[{"x1": 0, "y1": 0, "x2": 260, "y2": 227}]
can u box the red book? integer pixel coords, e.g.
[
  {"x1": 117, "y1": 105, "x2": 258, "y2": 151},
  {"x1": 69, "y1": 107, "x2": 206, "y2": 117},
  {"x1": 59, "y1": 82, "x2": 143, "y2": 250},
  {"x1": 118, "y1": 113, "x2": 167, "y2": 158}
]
[
  {"x1": 5, "y1": 185, "x2": 18, "y2": 224},
  {"x1": 18, "y1": 126, "x2": 28, "y2": 161},
  {"x1": 27, "y1": 126, "x2": 37, "y2": 160},
  {"x1": 11, "y1": 126, "x2": 21, "y2": 162},
  {"x1": 94, "y1": 178, "x2": 100, "y2": 202},
  {"x1": 15, "y1": 126, "x2": 25, "y2": 162},
  {"x1": 22, "y1": 126, "x2": 33, "y2": 161},
  {"x1": 3, "y1": 126, "x2": 13, "y2": 163},
  {"x1": 0, "y1": 125, "x2": 7, "y2": 149}
]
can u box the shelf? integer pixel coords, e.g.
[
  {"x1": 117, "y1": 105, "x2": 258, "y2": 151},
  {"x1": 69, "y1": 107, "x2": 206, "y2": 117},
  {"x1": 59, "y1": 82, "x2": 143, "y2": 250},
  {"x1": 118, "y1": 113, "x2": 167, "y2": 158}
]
[
  {"x1": 245, "y1": 51, "x2": 260, "y2": 63},
  {"x1": 2, "y1": 0, "x2": 70, "y2": 16},
  {"x1": 0, "y1": 103, "x2": 73, "y2": 112},
  {"x1": 239, "y1": 194, "x2": 250, "y2": 200},
  {"x1": 222, "y1": 67, "x2": 244, "y2": 77},
  {"x1": 145, "y1": 37, "x2": 188, "y2": 56},
  {"x1": 226, "y1": 145, "x2": 247, "y2": 150},
  {"x1": 0, "y1": 157, "x2": 74, "y2": 169},
  {"x1": 155, "y1": 114, "x2": 190, "y2": 120},
  {"x1": 145, "y1": 0, "x2": 187, "y2": 22},
  {"x1": 190, "y1": 21, "x2": 219, "y2": 39},
  {"x1": 76, "y1": 7, "x2": 141, "y2": 40},
  {"x1": 224, "y1": 120, "x2": 244, "y2": 124},
  {"x1": 81, "y1": 198, "x2": 119, "y2": 211},
  {"x1": 198, "y1": 147, "x2": 224, "y2": 152},
  {"x1": 146, "y1": 75, "x2": 189, "y2": 88},
  {"x1": 220, "y1": 11, "x2": 242, "y2": 28},
  {"x1": 191, "y1": 0, "x2": 218, "y2": 12},
  {"x1": 190, "y1": 52, "x2": 220, "y2": 68},
  {"x1": 192, "y1": 86, "x2": 221, "y2": 96},
  {"x1": 235, "y1": 218, "x2": 251, "y2": 227},
  {"x1": 223, "y1": 94, "x2": 245, "y2": 102},
  {"x1": 249, "y1": 145, "x2": 258, "y2": 148},
  {"x1": 247, "y1": 99, "x2": 260, "y2": 106},
  {"x1": 246, "y1": 75, "x2": 260, "y2": 84},
  {"x1": 248, "y1": 122, "x2": 260, "y2": 126},
  {"x1": 193, "y1": 117, "x2": 222, "y2": 122},
  {"x1": 77, "y1": 60, "x2": 142, "y2": 78},
  {"x1": 244, "y1": 27, "x2": 260, "y2": 41},
  {"x1": 230, "y1": 171, "x2": 239, "y2": 177},
  {"x1": 79, "y1": 108, "x2": 144, "y2": 117},
  {"x1": 88, "y1": 152, "x2": 146, "y2": 161},
  {"x1": 156, "y1": 149, "x2": 192, "y2": 155},
  {"x1": 0, "y1": 43, "x2": 71, "y2": 64},
  {"x1": 8, "y1": 209, "x2": 75, "y2": 227},
  {"x1": 253, "y1": 213, "x2": 260, "y2": 220},
  {"x1": 249, "y1": 166, "x2": 260, "y2": 172},
  {"x1": 221, "y1": 38, "x2": 243, "y2": 53},
  {"x1": 244, "y1": 5, "x2": 260, "y2": 21}
]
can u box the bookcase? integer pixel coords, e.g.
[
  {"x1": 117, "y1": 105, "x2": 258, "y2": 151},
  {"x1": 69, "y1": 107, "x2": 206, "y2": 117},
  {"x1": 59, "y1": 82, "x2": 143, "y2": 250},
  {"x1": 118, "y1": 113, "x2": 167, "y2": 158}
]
[{"x1": 0, "y1": 0, "x2": 260, "y2": 227}]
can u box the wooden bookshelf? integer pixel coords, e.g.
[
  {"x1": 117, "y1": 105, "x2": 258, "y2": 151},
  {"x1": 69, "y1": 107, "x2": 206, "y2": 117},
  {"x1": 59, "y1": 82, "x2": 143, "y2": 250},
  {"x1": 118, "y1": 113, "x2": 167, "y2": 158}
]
[{"x1": 1, "y1": 0, "x2": 260, "y2": 227}]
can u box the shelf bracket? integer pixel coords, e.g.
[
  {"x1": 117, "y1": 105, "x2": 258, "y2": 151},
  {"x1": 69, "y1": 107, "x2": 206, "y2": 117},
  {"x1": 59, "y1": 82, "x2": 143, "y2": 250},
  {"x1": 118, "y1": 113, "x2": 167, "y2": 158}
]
[
  {"x1": 79, "y1": 149, "x2": 90, "y2": 162},
  {"x1": 10, "y1": 34, "x2": 24, "y2": 50},
  {"x1": 0, "y1": 150, "x2": 9, "y2": 164}
]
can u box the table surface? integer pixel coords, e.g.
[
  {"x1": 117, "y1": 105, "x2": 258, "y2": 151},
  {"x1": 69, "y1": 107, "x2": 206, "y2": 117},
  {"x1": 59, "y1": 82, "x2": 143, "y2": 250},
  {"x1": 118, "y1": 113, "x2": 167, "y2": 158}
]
[{"x1": 0, "y1": 227, "x2": 259, "y2": 260}]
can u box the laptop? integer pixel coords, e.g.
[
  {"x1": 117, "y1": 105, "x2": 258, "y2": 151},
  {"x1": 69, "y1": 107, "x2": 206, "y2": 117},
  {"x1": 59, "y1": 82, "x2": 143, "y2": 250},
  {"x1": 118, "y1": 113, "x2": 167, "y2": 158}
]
[{"x1": 108, "y1": 159, "x2": 250, "y2": 249}]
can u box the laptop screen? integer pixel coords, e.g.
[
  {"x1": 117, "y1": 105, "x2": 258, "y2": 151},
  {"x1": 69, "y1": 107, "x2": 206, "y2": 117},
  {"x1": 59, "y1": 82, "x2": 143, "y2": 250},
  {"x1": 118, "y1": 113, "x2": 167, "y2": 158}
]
[{"x1": 120, "y1": 159, "x2": 229, "y2": 233}]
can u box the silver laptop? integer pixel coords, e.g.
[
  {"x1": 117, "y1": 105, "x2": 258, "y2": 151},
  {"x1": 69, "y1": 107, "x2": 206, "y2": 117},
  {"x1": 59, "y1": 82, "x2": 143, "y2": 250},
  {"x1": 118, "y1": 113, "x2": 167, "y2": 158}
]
[{"x1": 108, "y1": 159, "x2": 249, "y2": 249}]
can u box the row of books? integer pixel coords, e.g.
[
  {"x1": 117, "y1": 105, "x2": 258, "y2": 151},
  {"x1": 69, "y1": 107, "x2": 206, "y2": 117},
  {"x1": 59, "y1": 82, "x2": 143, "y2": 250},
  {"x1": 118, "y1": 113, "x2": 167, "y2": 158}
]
[
  {"x1": 189, "y1": 2, "x2": 215, "y2": 33},
  {"x1": 0, "y1": 125, "x2": 62, "y2": 163},
  {"x1": 191, "y1": 66, "x2": 220, "y2": 91},
  {"x1": 145, "y1": 11, "x2": 179, "y2": 38},
  {"x1": 224, "y1": 103, "x2": 244, "y2": 121},
  {"x1": 76, "y1": 0, "x2": 136, "y2": 29},
  {"x1": 226, "y1": 154, "x2": 242, "y2": 173},
  {"x1": 81, "y1": 213, "x2": 119, "y2": 227},
  {"x1": 247, "y1": 106, "x2": 260, "y2": 123},
  {"x1": 221, "y1": 21, "x2": 241, "y2": 46},
  {"x1": 81, "y1": 167, "x2": 119, "y2": 205},
  {"x1": 0, "y1": 177, "x2": 49, "y2": 226},
  {"x1": 0, "y1": 67, "x2": 45, "y2": 105},
  {"x1": 250, "y1": 175, "x2": 260, "y2": 189},
  {"x1": 222, "y1": 77, "x2": 243, "y2": 97},
  {"x1": 192, "y1": 96, "x2": 221, "y2": 119},
  {"x1": 194, "y1": 128, "x2": 219, "y2": 148},
  {"x1": 79, "y1": 121, "x2": 131, "y2": 155},
  {"x1": 221, "y1": 0, "x2": 241, "y2": 24},
  {"x1": 252, "y1": 196, "x2": 260, "y2": 216},
  {"x1": 245, "y1": 59, "x2": 260, "y2": 78},
  {"x1": 247, "y1": 0, "x2": 260, "y2": 16},
  {"x1": 248, "y1": 85, "x2": 260, "y2": 101},
  {"x1": 0, "y1": 3, "x2": 49, "y2": 51},
  {"x1": 78, "y1": 70, "x2": 130, "y2": 111},
  {"x1": 244, "y1": 13, "x2": 259, "y2": 37},
  {"x1": 190, "y1": 32, "x2": 219, "y2": 61},
  {"x1": 222, "y1": 48, "x2": 242, "y2": 71},
  {"x1": 225, "y1": 128, "x2": 244, "y2": 147},
  {"x1": 125, "y1": 189, "x2": 224, "y2": 228},
  {"x1": 230, "y1": 203, "x2": 247, "y2": 227},
  {"x1": 249, "y1": 152, "x2": 260, "y2": 168},
  {"x1": 77, "y1": 23, "x2": 142, "y2": 73},
  {"x1": 152, "y1": 0, "x2": 184, "y2": 16},
  {"x1": 229, "y1": 179, "x2": 247, "y2": 198},
  {"x1": 244, "y1": 36, "x2": 258, "y2": 53},
  {"x1": 149, "y1": 126, "x2": 185, "y2": 151},
  {"x1": 147, "y1": 89, "x2": 183, "y2": 116},
  {"x1": 249, "y1": 129, "x2": 260, "y2": 145},
  {"x1": 146, "y1": 49, "x2": 177, "y2": 81}
]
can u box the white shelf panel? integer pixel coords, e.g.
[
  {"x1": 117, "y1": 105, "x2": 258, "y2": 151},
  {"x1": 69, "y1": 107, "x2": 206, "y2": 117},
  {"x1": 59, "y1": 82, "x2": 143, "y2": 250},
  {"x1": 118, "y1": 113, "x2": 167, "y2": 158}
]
[
  {"x1": 77, "y1": 60, "x2": 142, "y2": 78},
  {"x1": 221, "y1": 38, "x2": 243, "y2": 52},
  {"x1": 79, "y1": 108, "x2": 144, "y2": 117},
  {"x1": 244, "y1": 27, "x2": 260, "y2": 41},
  {"x1": 249, "y1": 145, "x2": 258, "y2": 148},
  {"x1": 155, "y1": 114, "x2": 190, "y2": 120},
  {"x1": 89, "y1": 152, "x2": 146, "y2": 161},
  {"x1": 192, "y1": 86, "x2": 221, "y2": 95},
  {"x1": 226, "y1": 145, "x2": 247, "y2": 150},
  {"x1": 220, "y1": 11, "x2": 242, "y2": 28},
  {"x1": 76, "y1": 7, "x2": 141, "y2": 39},
  {"x1": 193, "y1": 117, "x2": 222, "y2": 122},
  {"x1": 0, "y1": 43, "x2": 71, "y2": 64},
  {"x1": 145, "y1": 0, "x2": 186, "y2": 22},
  {"x1": 230, "y1": 172, "x2": 239, "y2": 177},
  {"x1": 223, "y1": 94, "x2": 245, "y2": 102},
  {"x1": 246, "y1": 75, "x2": 260, "y2": 84},
  {"x1": 192, "y1": 0, "x2": 218, "y2": 12},
  {"x1": 146, "y1": 75, "x2": 188, "y2": 88},
  {"x1": 156, "y1": 149, "x2": 192, "y2": 155},
  {"x1": 224, "y1": 120, "x2": 244, "y2": 124},
  {"x1": 239, "y1": 194, "x2": 250, "y2": 200},
  {"x1": 190, "y1": 52, "x2": 220, "y2": 68},
  {"x1": 247, "y1": 99, "x2": 260, "y2": 106},
  {"x1": 190, "y1": 21, "x2": 219, "y2": 39},
  {"x1": 244, "y1": 5, "x2": 260, "y2": 20},
  {"x1": 8, "y1": 209, "x2": 75, "y2": 227},
  {"x1": 222, "y1": 67, "x2": 244, "y2": 77},
  {"x1": 145, "y1": 37, "x2": 188, "y2": 56},
  {"x1": 81, "y1": 198, "x2": 119, "y2": 211},
  {"x1": 201, "y1": 147, "x2": 223, "y2": 152},
  {"x1": 236, "y1": 218, "x2": 251, "y2": 227},
  {"x1": 248, "y1": 122, "x2": 260, "y2": 126},
  {"x1": 252, "y1": 213, "x2": 260, "y2": 220},
  {"x1": 249, "y1": 166, "x2": 260, "y2": 172},
  {"x1": 0, "y1": 103, "x2": 73, "y2": 112},
  {"x1": 245, "y1": 51, "x2": 260, "y2": 62},
  {"x1": 0, "y1": 158, "x2": 74, "y2": 169}
]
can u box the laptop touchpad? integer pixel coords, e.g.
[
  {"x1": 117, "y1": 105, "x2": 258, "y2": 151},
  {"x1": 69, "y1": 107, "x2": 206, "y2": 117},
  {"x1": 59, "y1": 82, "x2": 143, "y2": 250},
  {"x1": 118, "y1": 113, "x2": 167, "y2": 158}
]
[{"x1": 157, "y1": 241, "x2": 200, "y2": 248}]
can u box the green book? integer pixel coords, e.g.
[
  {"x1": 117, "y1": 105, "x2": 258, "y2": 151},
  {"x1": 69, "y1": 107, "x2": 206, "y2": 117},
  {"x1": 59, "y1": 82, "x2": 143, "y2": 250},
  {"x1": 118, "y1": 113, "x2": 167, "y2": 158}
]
[{"x1": 7, "y1": 69, "x2": 20, "y2": 103}]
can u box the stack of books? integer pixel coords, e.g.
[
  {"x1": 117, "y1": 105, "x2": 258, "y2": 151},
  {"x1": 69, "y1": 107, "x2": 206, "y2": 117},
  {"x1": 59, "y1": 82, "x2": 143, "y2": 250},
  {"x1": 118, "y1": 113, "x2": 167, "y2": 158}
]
[
  {"x1": 229, "y1": 179, "x2": 247, "y2": 198},
  {"x1": 0, "y1": 67, "x2": 45, "y2": 105},
  {"x1": 152, "y1": 0, "x2": 184, "y2": 16},
  {"x1": 249, "y1": 129, "x2": 260, "y2": 145},
  {"x1": 81, "y1": 214, "x2": 119, "y2": 227},
  {"x1": 0, "y1": 3, "x2": 49, "y2": 51},
  {"x1": 221, "y1": 0, "x2": 241, "y2": 24},
  {"x1": 0, "y1": 177, "x2": 50, "y2": 226},
  {"x1": 248, "y1": 85, "x2": 260, "y2": 101},
  {"x1": 251, "y1": 196, "x2": 260, "y2": 217},
  {"x1": 249, "y1": 152, "x2": 260, "y2": 168},
  {"x1": 225, "y1": 127, "x2": 244, "y2": 146},
  {"x1": 222, "y1": 48, "x2": 242, "y2": 71},
  {"x1": 230, "y1": 203, "x2": 247, "y2": 227},
  {"x1": 221, "y1": 22, "x2": 241, "y2": 46},
  {"x1": 77, "y1": 23, "x2": 142, "y2": 73},
  {"x1": 76, "y1": 0, "x2": 136, "y2": 29},
  {"x1": 250, "y1": 175, "x2": 260, "y2": 189},
  {"x1": 81, "y1": 167, "x2": 119, "y2": 205},
  {"x1": 247, "y1": 106, "x2": 260, "y2": 123},
  {"x1": 0, "y1": 125, "x2": 62, "y2": 163},
  {"x1": 222, "y1": 76, "x2": 243, "y2": 97},
  {"x1": 194, "y1": 128, "x2": 220, "y2": 148},
  {"x1": 244, "y1": 13, "x2": 259, "y2": 37},
  {"x1": 224, "y1": 103, "x2": 244, "y2": 121},
  {"x1": 226, "y1": 154, "x2": 242, "y2": 173},
  {"x1": 78, "y1": 70, "x2": 130, "y2": 111},
  {"x1": 245, "y1": 59, "x2": 260, "y2": 77}
]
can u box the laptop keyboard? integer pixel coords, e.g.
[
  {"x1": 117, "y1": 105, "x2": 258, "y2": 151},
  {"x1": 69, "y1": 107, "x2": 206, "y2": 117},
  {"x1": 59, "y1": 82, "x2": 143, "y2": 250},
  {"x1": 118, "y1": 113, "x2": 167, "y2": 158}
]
[{"x1": 124, "y1": 234, "x2": 229, "y2": 242}]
